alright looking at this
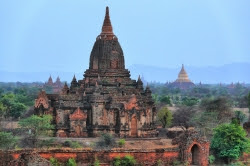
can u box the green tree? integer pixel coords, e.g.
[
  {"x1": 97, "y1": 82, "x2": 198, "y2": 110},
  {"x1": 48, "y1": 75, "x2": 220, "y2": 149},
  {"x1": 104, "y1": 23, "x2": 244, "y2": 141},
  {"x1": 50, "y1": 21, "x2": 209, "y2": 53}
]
[
  {"x1": 159, "y1": 95, "x2": 171, "y2": 105},
  {"x1": 9, "y1": 102, "x2": 26, "y2": 118},
  {"x1": 200, "y1": 97, "x2": 233, "y2": 122},
  {"x1": 234, "y1": 110, "x2": 247, "y2": 124},
  {"x1": 18, "y1": 115, "x2": 54, "y2": 147},
  {"x1": 0, "y1": 102, "x2": 7, "y2": 117},
  {"x1": 0, "y1": 131, "x2": 17, "y2": 149},
  {"x1": 181, "y1": 97, "x2": 199, "y2": 106},
  {"x1": 0, "y1": 93, "x2": 27, "y2": 118},
  {"x1": 211, "y1": 122, "x2": 249, "y2": 163},
  {"x1": 173, "y1": 106, "x2": 196, "y2": 130},
  {"x1": 157, "y1": 107, "x2": 173, "y2": 128}
]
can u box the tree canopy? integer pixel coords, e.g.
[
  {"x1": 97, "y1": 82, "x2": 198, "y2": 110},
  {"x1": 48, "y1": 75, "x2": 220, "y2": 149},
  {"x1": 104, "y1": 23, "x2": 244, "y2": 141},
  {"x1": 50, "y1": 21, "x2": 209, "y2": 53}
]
[
  {"x1": 0, "y1": 131, "x2": 17, "y2": 149},
  {"x1": 156, "y1": 107, "x2": 173, "y2": 128},
  {"x1": 211, "y1": 122, "x2": 249, "y2": 163},
  {"x1": 18, "y1": 115, "x2": 54, "y2": 147},
  {"x1": 172, "y1": 106, "x2": 196, "y2": 129}
]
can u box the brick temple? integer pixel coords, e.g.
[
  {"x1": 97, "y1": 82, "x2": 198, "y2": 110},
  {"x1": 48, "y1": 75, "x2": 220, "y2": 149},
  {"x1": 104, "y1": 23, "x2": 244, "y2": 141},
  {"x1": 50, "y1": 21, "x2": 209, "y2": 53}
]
[
  {"x1": 34, "y1": 7, "x2": 156, "y2": 138},
  {"x1": 43, "y1": 75, "x2": 63, "y2": 93}
]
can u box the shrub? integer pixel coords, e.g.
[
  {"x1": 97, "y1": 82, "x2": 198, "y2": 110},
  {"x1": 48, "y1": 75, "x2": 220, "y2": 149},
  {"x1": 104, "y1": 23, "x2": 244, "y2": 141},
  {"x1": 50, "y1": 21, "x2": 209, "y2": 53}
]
[
  {"x1": 118, "y1": 139, "x2": 125, "y2": 147},
  {"x1": 50, "y1": 157, "x2": 60, "y2": 166},
  {"x1": 96, "y1": 133, "x2": 116, "y2": 149},
  {"x1": 156, "y1": 159, "x2": 163, "y2": 166},
  {"x1": 208, "y1": 155, "x2": 215, "y2": 164},
  {"x1": 113, "y1": 155, "x2": 136, "y2": 166},
  {"x1": 38, "y1": 138, "x2": 55, "y2": 148},
  {"x1": 94, "y1": 158, "x2": 100, "y2": 166},
  {"x1": 67, "y1": 158, "x2": 77, "y2": 166},
  {"x1": 63, "y1": 140, "x2": 81, "y2": 149},
  {"x1": 70, "y1": 141, "x2": 81, "y2": 149},
  {"x1": 172, "y1": 160, "x2": 181, "y2": 166},
  {"x1": 113, "y1": 156, "x2": 121, "y2": 166},
  {"x1": 227, "y1": 161, "x2": 246, "y2": 166}
]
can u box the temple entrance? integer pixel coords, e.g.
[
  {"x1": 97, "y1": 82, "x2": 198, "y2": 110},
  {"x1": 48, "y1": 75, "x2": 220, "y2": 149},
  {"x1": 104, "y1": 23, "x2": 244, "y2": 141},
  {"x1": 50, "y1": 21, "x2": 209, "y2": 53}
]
[
  {"x1": 131, "y1": 116, "x2": 137, "y2": 137},
  {"x1": 191, "y1": 144, "x2": 200, "y2": 165},
  {"x1": 75, "y1": 125, "x2": 81, "y2": 137}
]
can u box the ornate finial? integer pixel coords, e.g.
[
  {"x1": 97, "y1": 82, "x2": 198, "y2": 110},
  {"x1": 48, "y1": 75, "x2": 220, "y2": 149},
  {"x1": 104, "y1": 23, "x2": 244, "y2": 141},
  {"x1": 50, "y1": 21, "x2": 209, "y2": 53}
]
[
  {"x1": 72, "y1": 74, "x2": 77, "y2": 82},
  {"x1": 181, "y1": 64, "x2": 185, "y2": 70},
  {"x1": 137, "y1": 75, "x2": 143, "y2": 85},
  {"x1": 100, "y1": 6, "x2": 114, "y2": 39}
]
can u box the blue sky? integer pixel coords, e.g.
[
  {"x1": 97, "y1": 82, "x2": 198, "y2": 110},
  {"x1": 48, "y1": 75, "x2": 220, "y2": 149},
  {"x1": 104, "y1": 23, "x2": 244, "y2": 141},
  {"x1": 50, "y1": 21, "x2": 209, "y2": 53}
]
[{"x1": 0, "y1": 0, "x2": 250, "y2": 72}]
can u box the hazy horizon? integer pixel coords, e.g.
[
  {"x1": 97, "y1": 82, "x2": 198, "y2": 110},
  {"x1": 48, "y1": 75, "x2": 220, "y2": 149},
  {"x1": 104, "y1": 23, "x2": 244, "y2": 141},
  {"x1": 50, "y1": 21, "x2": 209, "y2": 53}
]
[{"x1": 1, "y1": 62, "x2": 250, "y2": 84}]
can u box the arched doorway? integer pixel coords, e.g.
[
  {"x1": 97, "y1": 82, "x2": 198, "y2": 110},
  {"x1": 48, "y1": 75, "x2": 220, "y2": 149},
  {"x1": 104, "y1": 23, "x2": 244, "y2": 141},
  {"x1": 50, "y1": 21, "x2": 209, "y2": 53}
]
[
  {"x1": 131, "y1": 116, "x2": 137, "y2": 137},
  {"x1": 191, "y1": 144, "x2": 200, "y2": 165},
  {"x1": 75, "y1": 125, "x2": 81, "y2": 137}
]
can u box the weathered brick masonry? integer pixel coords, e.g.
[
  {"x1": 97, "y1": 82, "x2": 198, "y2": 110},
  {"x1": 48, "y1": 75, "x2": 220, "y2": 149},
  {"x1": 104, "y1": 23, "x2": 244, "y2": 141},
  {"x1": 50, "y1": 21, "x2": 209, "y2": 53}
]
[{"x1": 0, "y1": 132, "x2": 210, "y2": 166}]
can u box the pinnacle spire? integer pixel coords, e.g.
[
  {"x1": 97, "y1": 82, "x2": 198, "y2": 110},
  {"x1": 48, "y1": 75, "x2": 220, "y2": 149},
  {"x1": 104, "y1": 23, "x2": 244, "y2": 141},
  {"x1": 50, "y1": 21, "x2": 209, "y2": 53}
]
[
  {"x1": 180, "y1": 64, "x2": 187, "y2": 74},
  {"x1": 48, "y1": 75, "x2": 53, "y2": 84},
  {"x1": 100, "y1": 6, "x2": 115, "y2": 40},
  {"x1": 137, "y1": 75, "x2": 143, "y2": 84}
]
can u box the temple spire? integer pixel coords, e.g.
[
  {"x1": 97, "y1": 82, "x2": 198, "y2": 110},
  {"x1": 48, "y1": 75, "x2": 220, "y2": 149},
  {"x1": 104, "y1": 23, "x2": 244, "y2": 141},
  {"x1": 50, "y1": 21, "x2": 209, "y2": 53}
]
[{"x1": 100, "y1": 6, "x2": 115, "y2": 40}]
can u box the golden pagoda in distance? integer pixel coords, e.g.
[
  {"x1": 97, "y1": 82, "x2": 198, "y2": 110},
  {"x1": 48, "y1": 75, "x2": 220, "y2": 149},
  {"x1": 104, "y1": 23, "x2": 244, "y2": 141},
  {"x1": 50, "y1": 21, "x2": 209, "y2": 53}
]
[
  {"x1": 168, "y1": 64, "x2": 195, "y2": 89},
  {"x1": 176, "y1": 64, "x2": 192, "y2": 83}
]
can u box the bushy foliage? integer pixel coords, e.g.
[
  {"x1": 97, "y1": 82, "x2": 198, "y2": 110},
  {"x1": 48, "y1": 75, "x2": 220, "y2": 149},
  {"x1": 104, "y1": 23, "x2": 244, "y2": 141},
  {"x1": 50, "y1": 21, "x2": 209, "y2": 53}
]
[
  {"x1": 211, "y1": 122, "x2": 249, "y2": 163},
  {"x1": 181, "y1": 97, "x2": 199, "y2": 106},
  {"x1": 208, "y1": 155, "x2": 215, "y2": 164},
  {"x1": 159, "y1": 95, "x2": 171, "y2": 105},
  {"x1": 0, "y1": 93, "x2": 27, "y2": 118},
  {"x1": 63, "y1": 140, "x2": 81, "y2": 149},
  {"x1": 71, "y1": 141, "x2": 82, "y2": 149},
  {"x1": 113, "y1": 155, "x2": 136, "y2": 166},
  {"x1": 50, "y1": 157, "x2": 61, "y2": 166},
  {"x1": 0, "y1": 131, "x2": 17, "y2": 149},
  {"x1": 226, "y1": 161, "x2": 246, "y2": 166},
  {"x1": 118, "y1": 139, "x2": 125, "y2": 147},
  {"x1": 67, "y1": 158, "x2": 77, "y2": 166},
  {"x1": 0, "y1": 84, "x2": 43, "y2": 118},
  {"x1": 157, "y1": 107, "x2": 173, "y2": 128},
  {"x1": 234, "y1": 110, "x2": 247, "y2": 124},
  {"x1": 94, "y1": 158, "x2": 100, "y2": 166},
  {"x1": 172, "y1": 160, "x2": 181, "y2": 166},
  {"x1": 200, "y1": 97, "x2": 233, "y2": 121},
  {"x1": 96, "y1": 133, "x2": 116, "y2": 149},
  {"x1": 38, "y1": 138, "x2": 55, "y2": 148}
]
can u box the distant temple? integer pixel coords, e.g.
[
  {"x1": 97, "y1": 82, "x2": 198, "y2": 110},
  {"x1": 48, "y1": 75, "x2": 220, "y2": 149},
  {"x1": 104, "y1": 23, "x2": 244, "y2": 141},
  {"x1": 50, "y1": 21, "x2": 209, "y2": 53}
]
[
  {"x1": 168, "y1": 64, "x2": 195, "y2": 90},
  {"x1": 34, "y1": 7, "x2": 156, "y2": 138},
  {"x1": 44, "y1": 76, "x2": 64, "y2": 93}
]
